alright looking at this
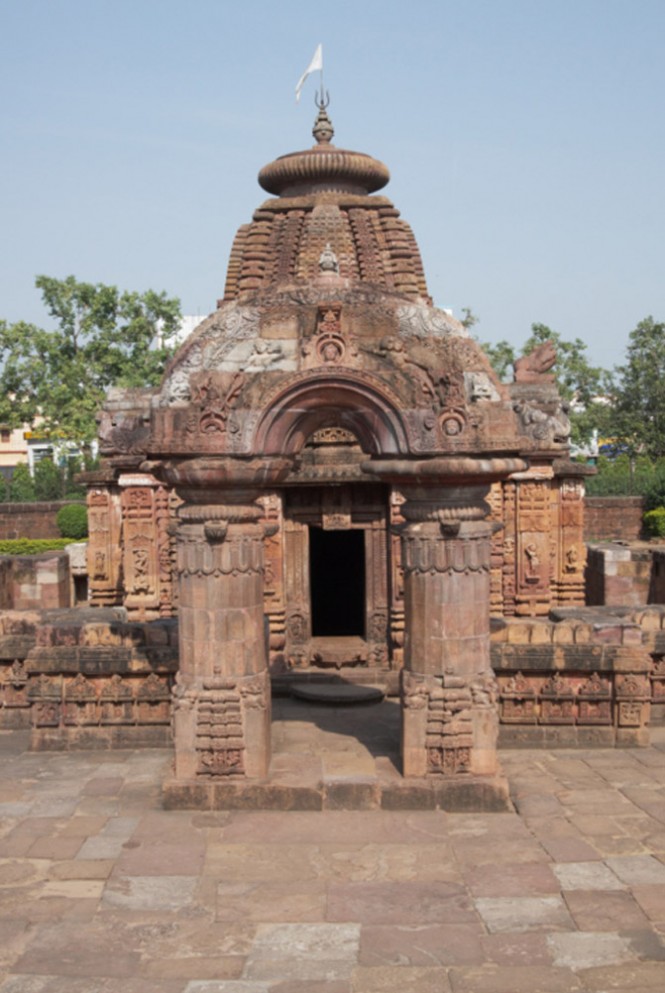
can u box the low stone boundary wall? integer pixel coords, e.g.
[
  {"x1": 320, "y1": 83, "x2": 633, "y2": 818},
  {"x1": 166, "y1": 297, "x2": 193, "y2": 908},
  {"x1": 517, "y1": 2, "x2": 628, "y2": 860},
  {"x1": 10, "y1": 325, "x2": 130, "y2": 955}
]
[
  {"x1": 0, "y1": 608, "x2": 178, "y2": 747},
  {"x1": 585, "y1": 541, "x2": 665, "y2": 607},
  {"x1": 585, "y1": 543, "x2": 654, "y2": 606},
  {"x1": 0, "y1": 552, "x2": 71, "y2": 611},
  {"x1": 1, "y1": 602, "x2": 663, "y2": 751},
  {"x1": 584, "y1": 496, "x2": 644, "y2": 542},
  {"x1": 0, "y1": 501, "x2": 84, "y2": 540},
  {"x1": 491, "y1": 605, "x2": 665, "y2": 745}
]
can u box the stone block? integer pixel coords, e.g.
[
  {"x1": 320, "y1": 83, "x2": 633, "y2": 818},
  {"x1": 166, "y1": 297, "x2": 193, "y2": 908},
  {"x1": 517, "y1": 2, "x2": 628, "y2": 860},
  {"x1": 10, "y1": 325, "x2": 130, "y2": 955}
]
[
  {"x1": 433, "y1": 775, "x2": 512, "y2": 812},
  {"x1": 212, "y1": 783, "x2": 323, "y2": 811},
  {"x1": 506, "y1": 623, "x2": 532, "y2": 645},
  {"x1": 324, "y1": 781, "x2": 380, "y2": 810},
  {"x1": 552, "y1": 623, "x2": 574, "y2": 644},
  {"x1": 380, "y1": 783, "x2": 437, "y2": 810},
  {"x1": 162, "y1": 778, "x2": 213, "y2": 810}
]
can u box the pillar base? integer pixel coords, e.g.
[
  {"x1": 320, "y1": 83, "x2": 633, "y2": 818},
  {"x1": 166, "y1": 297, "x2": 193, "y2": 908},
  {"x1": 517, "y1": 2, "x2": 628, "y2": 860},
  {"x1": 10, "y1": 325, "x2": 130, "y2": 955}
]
[{"x1": 171, "y1": 669, "x2": 271, "y2": 782}]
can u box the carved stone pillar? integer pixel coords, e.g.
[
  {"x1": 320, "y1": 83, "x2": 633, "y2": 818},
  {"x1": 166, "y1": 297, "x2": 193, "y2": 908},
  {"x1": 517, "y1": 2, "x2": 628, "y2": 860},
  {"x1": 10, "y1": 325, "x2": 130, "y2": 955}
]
[
  {"x1": 172, "y1": 488, "x2": 270, "y2": 781},
  {"x1": 399, "y1": 484, "x2": 499, "y2": 779}
]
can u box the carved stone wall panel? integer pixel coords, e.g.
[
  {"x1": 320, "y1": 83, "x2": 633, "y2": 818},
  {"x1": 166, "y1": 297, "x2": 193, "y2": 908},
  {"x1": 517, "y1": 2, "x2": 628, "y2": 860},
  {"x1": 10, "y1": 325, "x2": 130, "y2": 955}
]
[
  {"x1": 487, "y1": 482, "x2": 505, "y2": 615},
  {"x1": 63, "y1": 673, "x2": 98, "y2": 726},
  {"x1": 501, "y1": 481, "x2": 517, "y2": 616},
  {"x1": 553, "y1": 477, "x2": 587, "y2": 606},
  {"x1": 283, "y1": 519, "x2": 311, "y2": 666},
  {"x1": 578, "y1": 672, "x2": 612, "y2": 725},
  {"x1": 155, "y1": 485, "x2": 180, "y2": 617},
  {"x1": 539, "y1": 673, "x2": 576, "y2": 724},
  {"x1": 389, "y1": 490, "x2": 406, "y2": 666},
  {"x1": 515, "y1": 478, "x2": 553, "y2": 616},
  {"x1": 87, "y1": 486, "x2": 123, "y2": 607},
  {"x1": 120, "y1": 482, "x2": 162, "y2": 619},
  {"x1": 365, "y1": 521, "x2": 390, "y2": 665},
  {"x1": 259, "y1": 493, "x2": 287, "y2": 669}
]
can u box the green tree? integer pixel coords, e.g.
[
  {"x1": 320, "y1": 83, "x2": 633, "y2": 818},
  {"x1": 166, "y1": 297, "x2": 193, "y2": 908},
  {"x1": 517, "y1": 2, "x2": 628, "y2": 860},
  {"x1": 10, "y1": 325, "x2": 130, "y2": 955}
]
[
  {"x1": 0, "y1": 275, "x2": 182, "y2": 442},
  {"x1": 481, "y1": 339, "x2": 516, "y2": 382},
  {"x1": 613, "y1": 317, "x2": 665, "y2": 459},
  {"x1": 34, "y1": 458, "x2": 64, "y2": 500},
  {"x1": 459, "y1": 307, "x2": 479, "y2": 331},
  {"x1": 10, "y1": 464, "x2": 35, "y2": 502}
]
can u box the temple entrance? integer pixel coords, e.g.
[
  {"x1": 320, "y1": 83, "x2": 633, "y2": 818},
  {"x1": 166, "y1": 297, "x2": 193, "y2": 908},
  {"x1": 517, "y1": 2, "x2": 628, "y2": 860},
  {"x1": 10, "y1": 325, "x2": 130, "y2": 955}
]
[
  {"x1": 309, "y1": 527, "x2": 365, "y2": 636},
  {"x1": 279, "y1": 483, "x2": 395, "y2": 671}
]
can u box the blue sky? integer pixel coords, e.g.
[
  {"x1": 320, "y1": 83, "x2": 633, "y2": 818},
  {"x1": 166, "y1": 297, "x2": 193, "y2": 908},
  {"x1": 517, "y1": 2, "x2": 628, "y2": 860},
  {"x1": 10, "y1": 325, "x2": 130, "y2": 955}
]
[{"x1": 1, "y1": 0, "x2": 663, "y2": 369}]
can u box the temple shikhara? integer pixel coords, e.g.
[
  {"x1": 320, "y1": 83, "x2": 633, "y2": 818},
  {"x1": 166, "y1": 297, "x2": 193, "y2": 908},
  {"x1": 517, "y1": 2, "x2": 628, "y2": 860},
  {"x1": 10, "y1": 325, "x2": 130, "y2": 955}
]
[{"x1": 11, "y1": 101, "x2": 655, "y2": 809}]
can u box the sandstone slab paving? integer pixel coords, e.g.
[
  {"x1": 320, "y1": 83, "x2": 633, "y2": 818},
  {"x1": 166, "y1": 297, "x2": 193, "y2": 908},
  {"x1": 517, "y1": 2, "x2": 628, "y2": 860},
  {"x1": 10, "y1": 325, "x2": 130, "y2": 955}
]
[{"x1": 0, "y1": 726, "x2": 664, "y2": 992}]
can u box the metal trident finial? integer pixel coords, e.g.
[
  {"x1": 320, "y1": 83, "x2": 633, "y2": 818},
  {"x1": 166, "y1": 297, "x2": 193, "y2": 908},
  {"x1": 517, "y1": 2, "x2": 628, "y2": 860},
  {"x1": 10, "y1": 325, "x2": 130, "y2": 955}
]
[{"x1": 315, "y1": 88, "x2": 330, "y2": 110}]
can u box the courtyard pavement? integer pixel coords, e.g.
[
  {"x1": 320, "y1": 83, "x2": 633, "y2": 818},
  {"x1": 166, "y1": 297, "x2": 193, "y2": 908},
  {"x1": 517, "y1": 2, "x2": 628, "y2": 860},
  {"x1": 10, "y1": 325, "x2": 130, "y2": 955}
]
[{"x1": 0, "y1": 700, "x2": 664, "y2": 992}]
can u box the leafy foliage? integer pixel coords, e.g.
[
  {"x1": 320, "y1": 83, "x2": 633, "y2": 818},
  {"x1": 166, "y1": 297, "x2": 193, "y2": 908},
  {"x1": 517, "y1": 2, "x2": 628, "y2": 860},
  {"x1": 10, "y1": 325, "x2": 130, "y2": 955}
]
[
  {"x1": 0, "y1": 538, "x2": 72, "y2": 555},
  {"x1": 613, "y1": 318, "x2": 665, "y2": 459},
  {"x1": 459, "y1": 307, "x2": 479, "y2": 331},
  {"x1": 0, "y1": 476, "x2": 7, "y2": 503},
  {"x1": 643, "y1": 507, "x2": 665, "y2": 538},
  {"x1": 34, "y1": 459, "x2": 64, "y2": 500},
  {"x1": 56, "y1": 503, "x2": 88, "y2": 540},
  {"x1": 481, "y1": 339, "x2": 516, "y2": 382},
  {"x1": 585, "y1": 455, "x2": 665, "y2": 498},
  {"x1": 0, "y1": 275, "x2": 182, "y2": 441},
  {"x1": 9, "y1": 464, "x2": 35, "y2": 502}
]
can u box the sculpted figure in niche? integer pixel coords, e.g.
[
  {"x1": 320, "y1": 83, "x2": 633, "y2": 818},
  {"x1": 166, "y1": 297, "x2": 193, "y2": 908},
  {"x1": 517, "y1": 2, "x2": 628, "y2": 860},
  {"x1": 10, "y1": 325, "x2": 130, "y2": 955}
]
[
  {"x1": 565, "y1": 544, "x2": 580, "y2": 573},
  {"x1": 318, "y1": 243, "x2": 339, "y2": 274},
  {"x1": 131, "y1": 547, "x2": 152, "y2": 594},
  {"x1": 514, "y1": 399, "x2": 571, "y2": 445},
  {"x1": 524, "y1": 543, "x2": 541, "y2": 583},
  {"x1": 245, "y1": 339, "x2": 284, "y2": 371},
  {"x1": 93, "y1": 551, "x2": 107, "y2": 579}
]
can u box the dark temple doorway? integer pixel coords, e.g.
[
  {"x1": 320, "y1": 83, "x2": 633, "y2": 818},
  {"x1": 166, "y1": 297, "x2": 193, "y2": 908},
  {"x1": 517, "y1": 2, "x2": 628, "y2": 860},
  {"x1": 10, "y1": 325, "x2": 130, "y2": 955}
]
[{"x1": 309, "y1": 527, "x2": 365, "y2": 636}]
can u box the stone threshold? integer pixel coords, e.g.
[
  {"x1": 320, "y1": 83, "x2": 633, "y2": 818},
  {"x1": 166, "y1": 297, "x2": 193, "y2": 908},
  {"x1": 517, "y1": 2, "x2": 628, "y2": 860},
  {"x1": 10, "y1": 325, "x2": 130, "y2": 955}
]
[{"x1": 162, "y1": 772, "x2": 512, "y2": 812}]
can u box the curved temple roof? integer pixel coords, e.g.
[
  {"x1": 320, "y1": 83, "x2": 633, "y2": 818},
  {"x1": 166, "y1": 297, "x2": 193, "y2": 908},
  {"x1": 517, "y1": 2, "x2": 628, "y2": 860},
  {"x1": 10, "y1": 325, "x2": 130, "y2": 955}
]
[{"x1": 222, "y1": 105, "x2": 431, "y2": 303}]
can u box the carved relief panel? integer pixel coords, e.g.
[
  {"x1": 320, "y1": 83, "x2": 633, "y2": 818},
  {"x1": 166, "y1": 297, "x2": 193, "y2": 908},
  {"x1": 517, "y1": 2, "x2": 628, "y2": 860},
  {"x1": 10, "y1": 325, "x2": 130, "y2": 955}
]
[
  {"x1": 553, "y1": 476, "x2": 586, "y2": 606},
  {"x1": 515, "y1": 478, "x2": 552, "y2": 616},
  {"x1": 259, "y1": 492, "x2": 286, "y2": 668},
  {"x1": 389, "y1": 490, "x2": 406, "y2": 667},
  {"x1": 283, "y1": 516, "x2": 311, "y2": 669},
  {"x1": 121, "y1": 478, "x2": 160, "y2": 619},
  {"x1": 87, "y1": 486, "x2": 123, "y2": 607}
]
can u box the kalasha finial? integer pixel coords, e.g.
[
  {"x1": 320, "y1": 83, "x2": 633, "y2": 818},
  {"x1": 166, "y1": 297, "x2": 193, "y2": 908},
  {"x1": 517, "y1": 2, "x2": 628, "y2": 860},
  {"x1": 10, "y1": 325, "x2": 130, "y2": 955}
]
[{"x1": 312, "y1": 90, "x2": 334, "y2": 145}]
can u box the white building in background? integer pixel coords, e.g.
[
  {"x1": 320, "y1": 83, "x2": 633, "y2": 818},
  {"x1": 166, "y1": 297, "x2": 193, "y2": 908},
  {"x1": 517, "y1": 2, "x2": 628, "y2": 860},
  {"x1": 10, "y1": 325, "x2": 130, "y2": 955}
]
[{"x1": 0, "y1": 425, "x2": 28, "y2": 480}]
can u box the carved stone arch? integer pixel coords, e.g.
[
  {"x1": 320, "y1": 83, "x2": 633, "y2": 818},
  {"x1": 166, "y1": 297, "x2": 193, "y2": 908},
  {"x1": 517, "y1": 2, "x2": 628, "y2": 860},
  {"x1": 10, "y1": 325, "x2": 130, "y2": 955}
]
[{"x1": 253, "y1": 373, "x2": 410, "y2": 456}]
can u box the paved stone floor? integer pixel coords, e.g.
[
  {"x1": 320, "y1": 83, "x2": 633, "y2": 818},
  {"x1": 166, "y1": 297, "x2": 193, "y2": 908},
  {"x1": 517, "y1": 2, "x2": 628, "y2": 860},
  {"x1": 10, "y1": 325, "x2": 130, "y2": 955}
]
[{"x1": 0, "y1": 703, "x2": 664, "y2": 992}]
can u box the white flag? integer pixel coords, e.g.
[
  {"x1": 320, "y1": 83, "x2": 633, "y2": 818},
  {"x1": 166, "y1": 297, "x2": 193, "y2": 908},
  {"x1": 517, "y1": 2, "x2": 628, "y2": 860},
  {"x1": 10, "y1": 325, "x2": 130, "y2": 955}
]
[{"x1": 295, "y1": 44, "x2": 323, "y2": 103}]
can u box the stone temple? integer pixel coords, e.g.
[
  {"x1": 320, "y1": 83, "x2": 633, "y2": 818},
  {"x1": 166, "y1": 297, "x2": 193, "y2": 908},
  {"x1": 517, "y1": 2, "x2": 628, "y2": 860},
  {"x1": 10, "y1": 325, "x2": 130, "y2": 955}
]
[{"x1": 21, "y1": 101, "x2": 651, "y2": 809}]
